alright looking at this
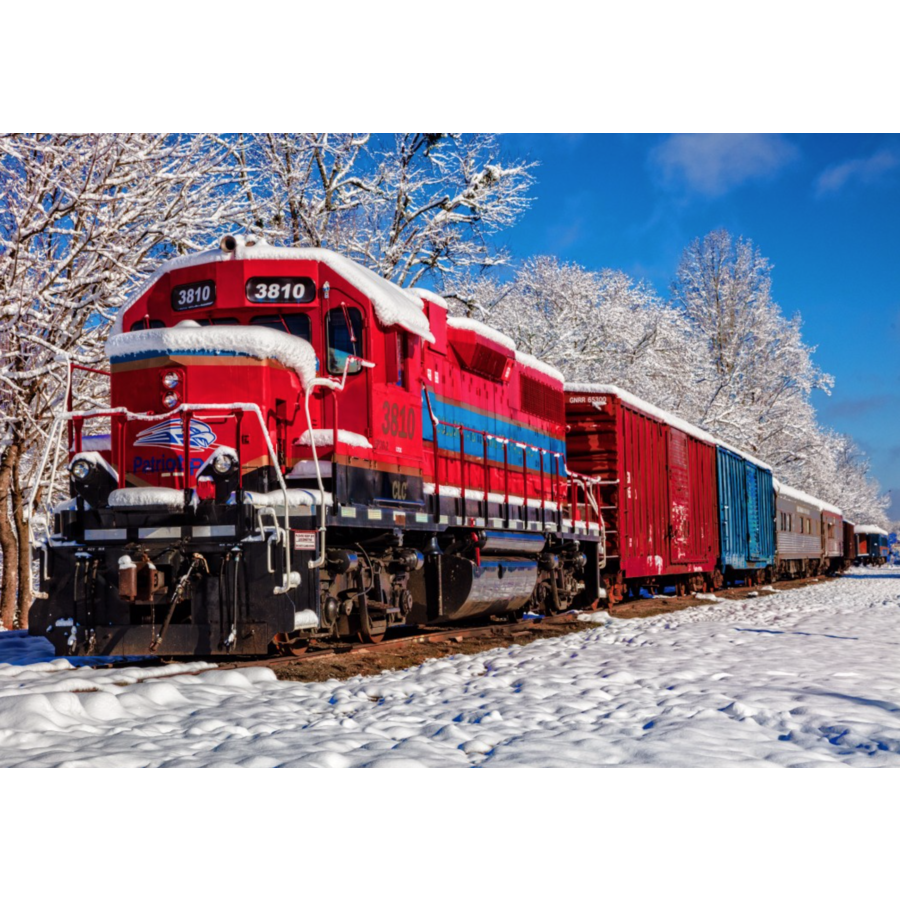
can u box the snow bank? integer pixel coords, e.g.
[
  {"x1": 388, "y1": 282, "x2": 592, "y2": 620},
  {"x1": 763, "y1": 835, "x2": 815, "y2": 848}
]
[
  {"x1": 447, "y1": 316, "x2": 516, "y2": 351},
  {"x1": 517, "y1": 352, "x2": 564, "y2": 385},
  {"x1": 774, "y1": 479, "x2": 842, "y2": 517},
  {"x1": 112, "y1": 238, "x2": 434, "y2": 343},
  {"x1": 566, "y1": 383, "x2": 770, "y2": 468},
  {"x1": 106, "y1": 325, "x2": 319, "y2": 390},
  {"x1": 4, "y1": 569, "x2": 900, "y2": 767},
  {"x1": 296, "y1": 429, "x2": 373, "y2": 449},
  {"x1": 109, "y1": 487, "x2": 185, "y2": 509}
]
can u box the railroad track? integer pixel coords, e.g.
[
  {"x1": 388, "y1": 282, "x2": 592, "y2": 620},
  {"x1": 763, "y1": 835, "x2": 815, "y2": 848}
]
[
  {"x1": 216, "y1": 613, "x2": 582, "y2": 672},
  {"x1": 92, "y1": 575, "x2": 838, "y2": 680}
]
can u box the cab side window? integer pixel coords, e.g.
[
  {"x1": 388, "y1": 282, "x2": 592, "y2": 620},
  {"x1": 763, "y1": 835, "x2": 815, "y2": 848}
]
[{"x1": 327, "y1": 307, "x2": 363, "y2": 375}]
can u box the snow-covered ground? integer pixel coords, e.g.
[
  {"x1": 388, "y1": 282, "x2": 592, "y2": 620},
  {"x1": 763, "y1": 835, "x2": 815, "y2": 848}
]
[{"x1": 3, "y1": 568, "x2": 900, "y2": 767}]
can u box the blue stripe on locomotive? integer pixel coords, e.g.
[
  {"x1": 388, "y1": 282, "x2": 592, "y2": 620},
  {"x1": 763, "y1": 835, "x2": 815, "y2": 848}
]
[
  {"x1": 421, "y1": 390, "x2": 567, "y2": 474},
  {"x1": 716, "y1": 446, "x2": 775, "y2": 572}
]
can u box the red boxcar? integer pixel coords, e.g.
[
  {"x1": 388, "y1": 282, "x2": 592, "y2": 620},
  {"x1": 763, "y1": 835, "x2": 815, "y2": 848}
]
[{"x1": 565, "y1": 384, "x2": 720, "y2": 602}]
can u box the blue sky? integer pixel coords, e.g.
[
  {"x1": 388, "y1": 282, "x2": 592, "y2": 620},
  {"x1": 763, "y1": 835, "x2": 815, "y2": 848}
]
[{"x1": 494, "y1": 134, "x2": 900, "y2": 518}]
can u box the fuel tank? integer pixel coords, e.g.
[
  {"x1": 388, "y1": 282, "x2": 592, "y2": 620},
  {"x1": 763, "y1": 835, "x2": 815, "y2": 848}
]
[{"x1": 408, "y1": 553, "x2": 538, "y2": 624}]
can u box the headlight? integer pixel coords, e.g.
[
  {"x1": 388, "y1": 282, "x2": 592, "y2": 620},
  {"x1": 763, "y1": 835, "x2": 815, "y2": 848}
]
[
  {"x1": 162, "y1": 371, "x2": 181, "y2": 389},
  {"x1": 213, "y1": 454, "x2": 234, "y2": 474},
  {"x1": 162, "y1": 392, "x2": 180, "y2": 409},
  {"x1": 71, "y1": 459, "x2": 92, "y2": 480}
]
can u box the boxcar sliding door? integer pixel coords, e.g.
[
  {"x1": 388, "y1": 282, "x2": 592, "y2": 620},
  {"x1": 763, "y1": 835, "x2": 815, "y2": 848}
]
[
  {"x1": 746, "y1": 462, "x2": 762, "y2": 561},
  {"x1": 668, "y1": 428, "x2": 692, "y2": 563}
]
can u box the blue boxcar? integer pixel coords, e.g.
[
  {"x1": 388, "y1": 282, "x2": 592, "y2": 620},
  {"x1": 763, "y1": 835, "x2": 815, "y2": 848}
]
[{"x1": 716, "y1": 447, "x2": 776, "y2": 581}]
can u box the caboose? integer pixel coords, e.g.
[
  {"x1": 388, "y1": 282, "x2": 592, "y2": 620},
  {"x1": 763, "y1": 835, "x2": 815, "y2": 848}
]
[{"x1": 29, "y1": 236, "x2": 602, "y2": 656}]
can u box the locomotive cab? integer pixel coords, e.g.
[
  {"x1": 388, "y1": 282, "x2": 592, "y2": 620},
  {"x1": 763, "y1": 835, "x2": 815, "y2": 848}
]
[{"x1": 107, "y1": 240, "x2": 432, "y2": 510}]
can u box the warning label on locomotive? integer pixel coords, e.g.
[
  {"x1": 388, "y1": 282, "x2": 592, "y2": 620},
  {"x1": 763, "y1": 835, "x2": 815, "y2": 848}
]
[{"x1": 293, "y1": 531, "x2": 317, "y2": 551}]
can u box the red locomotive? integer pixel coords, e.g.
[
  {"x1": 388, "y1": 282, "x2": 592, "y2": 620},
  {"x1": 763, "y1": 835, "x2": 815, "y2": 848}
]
[{"x1": 30, "y1": 237, "x2": 602, "y2": 656}]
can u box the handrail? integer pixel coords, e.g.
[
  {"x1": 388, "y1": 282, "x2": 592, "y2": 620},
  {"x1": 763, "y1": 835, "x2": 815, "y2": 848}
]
[{"x1": 65, "y1": 361, "x2": 112, "y2": 470}]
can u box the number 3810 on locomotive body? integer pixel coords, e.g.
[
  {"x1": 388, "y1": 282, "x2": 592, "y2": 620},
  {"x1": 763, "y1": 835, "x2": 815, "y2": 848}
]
[{"x1": 29, "y1": 236, "x2": 605, "y2": 657}]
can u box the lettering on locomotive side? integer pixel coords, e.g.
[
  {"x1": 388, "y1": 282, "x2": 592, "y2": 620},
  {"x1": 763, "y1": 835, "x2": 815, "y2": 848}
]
[
  {"x1": 391, "y1": 480, "x2": 409, "y2": 501},
  {"x1": 381, "y1": 402, "x2": 416, "y2": 441},
  {"x1": 133, "y1": 455, "x2": 204, "y2": 474}
]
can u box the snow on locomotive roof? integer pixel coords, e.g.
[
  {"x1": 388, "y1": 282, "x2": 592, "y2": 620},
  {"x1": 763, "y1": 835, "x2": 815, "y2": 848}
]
[
  {"x1": 517, "y1": 351, "x2": 564, "y2": 385},
  {"x1": 855, "y1": 523, "x2": 889, "y2": 536},
  {"x1": 773, "y1": 479, "x2": 842, "y2": 517},
  {"x1": 106, "y1": 323, "x2": 318, "y2": 389},
  {"x1": 112, "y1": 236, "x2": 435, "y2": 343},
  {"x1": 406, "y1": 287, "x2": 448, "y2": 310},
  {"x1": 446, "y1": 316, "x2": 516, "y2": 352},
  {"x1": 565, "y1": 382, "x2": 773, "y2": 469}
]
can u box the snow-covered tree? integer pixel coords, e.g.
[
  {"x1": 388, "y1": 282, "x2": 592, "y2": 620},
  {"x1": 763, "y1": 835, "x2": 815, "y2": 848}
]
[
  {"x1": 796, "y1": 428, "x2": 889, "y2": 525},
  {"x1": 463, "y1": 255, "x2": 709, "y2": 420},
  {"x1": 232, "y1": 133, "x2": 534, "y2": 287},
  {"x1": 0, "y1": 133, "x2": 239, "y2": 628},
  {"x1": 671, "y1": 230, "x2": 835, "y2": 460}
]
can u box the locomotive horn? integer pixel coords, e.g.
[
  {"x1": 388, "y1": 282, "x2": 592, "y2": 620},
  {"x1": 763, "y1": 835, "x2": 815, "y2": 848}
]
[{"x1": 219, "y1": 234, "x2": 238, "y2": 253}]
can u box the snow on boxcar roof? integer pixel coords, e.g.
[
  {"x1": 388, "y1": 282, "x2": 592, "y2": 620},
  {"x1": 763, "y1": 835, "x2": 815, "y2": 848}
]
[
  {"x1": 854, "y1": 523, "x2": 889, "y2": 535},
  {"x1": 773, "y1": 479, "x2": 842, "y2": 517},
  {"x1": 112, "y1": 237, "x2": 435, "y2": 343},
  {"x1": 565, "y1": 382, "x2": 760, "y2": 459}
]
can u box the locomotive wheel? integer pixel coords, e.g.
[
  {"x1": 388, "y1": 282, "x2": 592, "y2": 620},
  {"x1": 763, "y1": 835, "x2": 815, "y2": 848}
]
[
  {"x1": 358, "y1": 618, "x2": 387, "y2": 644},
  {"x1": 272, "y1": 633, "x2": 310, "y2": 656},
  {"x1": 357, "y1": 604, "x2": 388, "y2": 644}
]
